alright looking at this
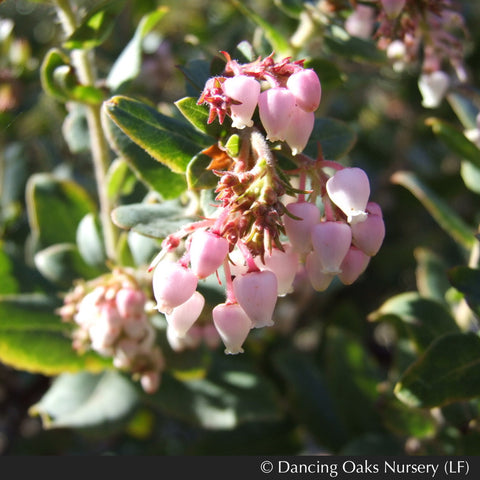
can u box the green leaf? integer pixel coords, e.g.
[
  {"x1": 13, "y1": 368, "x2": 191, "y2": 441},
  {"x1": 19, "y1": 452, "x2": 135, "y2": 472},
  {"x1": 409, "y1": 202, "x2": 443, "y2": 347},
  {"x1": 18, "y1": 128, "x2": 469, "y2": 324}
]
[
  {"x1": 30, "y1": 371, "x2": 138, "y2": 430},
  {"x1": 148, "y1": 353, "x2": 281, "y2": 429},
  {"x1": 448, "y1": 266, "x2": 480, "y2": 317},
  {"x1": 0, "y1": 294, "x2": 111, "y2": 375},
  {"x1": 461, "y1": 160, "x2": 480, "y2": 195},
  {"x1": 395, "y1": 332, "x2": 480, "y2": 408},
  {"x1": 103, "y1": 95, "x2": 208, "y2": 174},
  {"x1": 63, "y1": 0, "x2": 127, "y2": 50},
  {"x1": 368, "y1": 291, "x2": 460, "y2": 352},
  {"x1": 106, "y1": 7, "x2": 169, "y2": 91},
  {"x1": 305, "y1": 117, "x2": 357, "y2": 160},
  {"x1": 34, "y1": 243, "x2": 104, "y2": 287},
  {"x1": 76, "y1": 213, "x2": 107, "y2": 268},
  {"x1": 414, "y1": 247, "x2": 451, "y2": 305},
  {"x1": 426, "y1": 117, "x2": 480, "y2": 169},
  {"x1": 175, "y1": 96, "x2": 223, "y2": 137},
  {"x1": 26, "y1": 173, "x2": 96, "y2": 249},
  {"x1": 272, "y1": 347, "x2": 348, "y2": 452},
  {"x1": 231, "y1": 0, "x2": 291, "y2": 57},
  {"x1": 40, "y1": 49, "x2": 104, "y2": 105},
  {"x1": 0, "y1": 243, "x2": 19, "y2": 294},
  {"x1": 186, "y1": 152, "x2": 218, "y2": 190},
  {"x1": 391, "y1": 170, "x2": 476, "y2": 250},
  {"x1": 273, "y1": 0, "x2": 304, "y2": 18},
  {"x1": 324, "y1": 25, "x2": 387, "y2": 64},
  {"x1": 62, "y1": 103, "x2": 90, "y2": 154},
  {"x1": 102, "y1": 108, "x2": 187, "y2": 199},
  {"x1": 446, "y1": 92, "x2": 479, "y2": 130},
  {"x1": 111, "y1": 201, "x2": 194, "y2": 239}
]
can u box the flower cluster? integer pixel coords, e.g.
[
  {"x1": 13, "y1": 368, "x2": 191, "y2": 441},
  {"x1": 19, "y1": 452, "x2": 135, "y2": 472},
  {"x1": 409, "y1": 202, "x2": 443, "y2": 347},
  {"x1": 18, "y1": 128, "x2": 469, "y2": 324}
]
[
  {"x1": 344, "y1": 0, "x2": 469, "y2": 108},
  {"x1": 198, "y1": 52, "x2": 321, "y2": 155},
  {"x1": 150, "y1": 53, "x2": 385, "y2": 355},
  {"x1": 57, "y1": 269, "x2": 164, "y2": 393}
]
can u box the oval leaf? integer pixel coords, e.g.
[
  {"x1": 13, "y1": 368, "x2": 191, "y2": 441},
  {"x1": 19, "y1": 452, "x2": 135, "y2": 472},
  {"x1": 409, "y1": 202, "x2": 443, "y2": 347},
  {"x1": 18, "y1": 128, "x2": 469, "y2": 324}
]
[
  {"x1": 448, "y1": 265, "x2": 480, "y2": 317},
  {"x1": 368, "y1": 291, "x2": 459, "y2": 351},
  {"x1": 30, "y1": 370, "x2": 138, "y2": 430},
  {"x1": 395, "y1": 332, "x2": 480, "y2": 408},
  {"x1": 0, "y1": 294, "x2": 110, "y2": 375},
  {"x1": 103, "y1": 95, "x2": 208, "y2": 174}
]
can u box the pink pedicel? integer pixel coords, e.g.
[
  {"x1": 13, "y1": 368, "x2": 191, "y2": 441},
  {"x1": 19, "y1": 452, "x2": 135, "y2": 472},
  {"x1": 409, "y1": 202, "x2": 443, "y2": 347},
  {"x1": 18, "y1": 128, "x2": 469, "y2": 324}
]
[
  {"x1": 165, "y1": 291, "x2": 205, "y2": 337},
  {"x1": 222, "y1": 74, "x2": 261, "y2": 129},
  {"x1": 286, "y1": 69, "x2": 321, "y2": 112},
  {"x1": 338, "y1": 246, "x2": 371, "y2": 285},
  {"x1": 257, "y1": 244, "x2": 300, "y2": 296},
  {"x1": 310, "y1": 221, "x2": 352, "y2": 274},
  {"x1": 232, "y1": 270, "x2": 278, "y2": 328},
  {"x1": 212, "y1": 303, "x2": 252, "y2": 354},
  {"x1": 283, "y1": 106, "x2": 315, "y2": 155},
  {"x1": 152, "y1": 261, "x2": 198, "y2": 314},
  {"x1": 283, "y1": 201, "x2": 321, "y2": 256},
  {"x1": 189, "y1": 229, "x2": 230, "y2": 279},
  {"x1": 258, "y1": 87, "x2": 296, "y2": 142},
  {"x1": 326, "y1": 167, "x2": 370, "y2": 224},
  {"x1": 351, "y1": 202, "x2": 386, "y2": 256},
  {"x1": 305, "y1": 251, "x2": 336, "y2": 292}
]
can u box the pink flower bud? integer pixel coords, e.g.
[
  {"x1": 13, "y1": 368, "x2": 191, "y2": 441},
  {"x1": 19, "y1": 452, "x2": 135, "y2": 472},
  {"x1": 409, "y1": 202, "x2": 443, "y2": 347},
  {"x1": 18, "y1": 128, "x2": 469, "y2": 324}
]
[
  {"x1": 166, "y1": 323, "x2": 202, "y2": 352},
  {"x1": 305, "y1": 251, "x2": 336, "y2": 291},
  {"x1": 140, "y1": 371, "x2": 161, "y2": 394},
  {"x1": 152, "y1": 261, "x2": 198, "y2": 314},
  {"x1": 165, "y1": 291, "x2": 205, "y2": 337},
  {"x1": 311, "y1": 221, "x2": 352, "y2": 274},
  {"x1": 115, "y1": 287, "x2": 146, "y2": 319},
  {"x1": 189, "y1": 229, "x2": 229, "y2": 279},
  {"x1": 283, "y1": 105, "x2": 315, "y2": 156},
  {"x1": 283, "y1": 201, "x2": 321, "y2": 255},
  {"x1": 212, "y1": 303, "x2": 252, "y2": 354},
  {"x1": 257, "y1": 244, "x2": 300, "y2": 296},
  {"x1": 380, "y1": 0, "x2": 406, "y2": 18},
  {"x1": 338, "y1": 246, "x2": 370, "y2": 285},
  {"x1": 258, "y1": 87, "x2": 296, "y2": 142},
  {"x1": 351, "y1": 202, "x2": 385, "y2": 256},
  {"x1": 286, "y1": 69, "x2": 321, "y2": 112},
  {"x1": 222, "y1": 75, "x2": 261, "y2": 128},
  {"x1": 232, "y1": 270, "x2": 278, "y2": 328},
  {"x1": 326, "y1": 167, "x2": 370, "y2": 224}
]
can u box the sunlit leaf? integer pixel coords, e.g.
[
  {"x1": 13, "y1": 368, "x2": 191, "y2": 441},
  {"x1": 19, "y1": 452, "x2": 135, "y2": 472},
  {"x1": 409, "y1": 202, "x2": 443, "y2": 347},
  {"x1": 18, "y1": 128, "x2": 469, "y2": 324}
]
[
  {"x1": 395, "y1": 332, "x2": 480, "y2": 408},
  {"x1": 448, "y1": 265, "x2": 480, "y2": 317},
  {"x1": 30, "y1": 371, "x2": 138, "y2": 430},
  {"x1": 63, "y1": 0, "x2": 127, "y2": 50},
  {"x1": 106, "y1": 7, "x2": 169, "y2": 91},
  {"x1": 0, "y1": 295, "x2": 111, "y2": 376}
]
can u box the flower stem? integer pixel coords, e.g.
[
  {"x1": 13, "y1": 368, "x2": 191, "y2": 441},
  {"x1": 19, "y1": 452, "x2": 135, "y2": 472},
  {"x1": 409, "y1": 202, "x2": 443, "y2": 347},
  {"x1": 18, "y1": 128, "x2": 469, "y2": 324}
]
[{"x1": 54, "y1": 0, "x2": 118, "y2": 262}]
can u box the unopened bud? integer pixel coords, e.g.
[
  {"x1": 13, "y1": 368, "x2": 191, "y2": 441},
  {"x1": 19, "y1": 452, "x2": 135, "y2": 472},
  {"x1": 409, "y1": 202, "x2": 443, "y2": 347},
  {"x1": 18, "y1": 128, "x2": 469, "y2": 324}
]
[
  {"x1": 286, "y1": 69, "x2": 321, "y2": 112},
  {"x1": 258, "y1": 87, "x2": 296, "y2": 142},
  {"x1": 351, "y1": 202, "x2": 385, "y2": 256},
  {"x1": 189, "y1": 229, "x2": 229, "y2": 279},
  {"x1": 283, "y1": 201, "x2": 321, "y2": 255},
  {"x1": 338, "y1": 246, "x2": 370, "y2": 285}
]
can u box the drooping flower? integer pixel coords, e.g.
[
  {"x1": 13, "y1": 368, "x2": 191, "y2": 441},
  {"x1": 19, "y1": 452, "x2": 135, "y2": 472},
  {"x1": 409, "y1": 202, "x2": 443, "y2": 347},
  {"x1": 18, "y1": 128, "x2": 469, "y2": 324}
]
[
  {"x1": 213, "y1": 303, "x2": 252, "y2": 354},
  {"x1": 222, "y1": 74, "x2": 261, "y2": 128}
]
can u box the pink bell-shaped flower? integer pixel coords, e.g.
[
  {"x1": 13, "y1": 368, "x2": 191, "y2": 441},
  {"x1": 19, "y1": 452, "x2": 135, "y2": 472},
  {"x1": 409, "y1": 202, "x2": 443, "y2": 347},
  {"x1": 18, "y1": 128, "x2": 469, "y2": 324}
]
[
  {"x1": 284, "y1": 105, "x2": 315, "y2": 156},
  {"x1": 115, "y1": 287, "x2": 146, "y2": 320},
  {"x1": 258, "y1": 87, "x2": 296, "y2": 142},
  {"x1": 165, "y1": 291, "x2": 205, "y2": 337},
  {"x1": 233, "y1": 270, "x2": 278, "y2": 328},
  {"x1": 380, "y1": 0, "x2": 406, "y2": 18},
  {"x1": 212, "y1": 303, "x2": 252, "y2": 354},
  {"x1": 189, "y1": 229, "x2": 229, "y2": 279},
  {"x1": 351, "y1": 202, "x2": 385, "y2": 256},
  {"x1": 283, "y1": 201, "x2": 321, "y2": 256},
  {"x1": 286, "y1": 69, "x2": 321, "y2": 112},
  {"x1": 338, "y1": 246, "x2": 370, "y2": 285},
  {"x1": 222, "y1": 75, "x2": 261, "y2": 129},
  {"x1": 326, "y1": 167, "x2": 370, "y2": 224},
  {"x1": 152, "y1": 261, "x2": 198, "y2": 314},
  {"x1": 305, "y1": 251, "x2": 336, "y2": 291},
  {"x1": 257, "y1": 243, "x2": 300, "y2": 296},
  {"x1": 311, "y1": 221, "x2": 352, "y2": 274}
]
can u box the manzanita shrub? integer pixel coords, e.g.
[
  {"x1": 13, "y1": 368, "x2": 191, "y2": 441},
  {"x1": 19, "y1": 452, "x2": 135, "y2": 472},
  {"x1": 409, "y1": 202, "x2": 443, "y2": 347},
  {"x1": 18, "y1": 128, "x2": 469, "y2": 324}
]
[{"x1": 1, "y1": 0, "x2": 480, "y2": 455}]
